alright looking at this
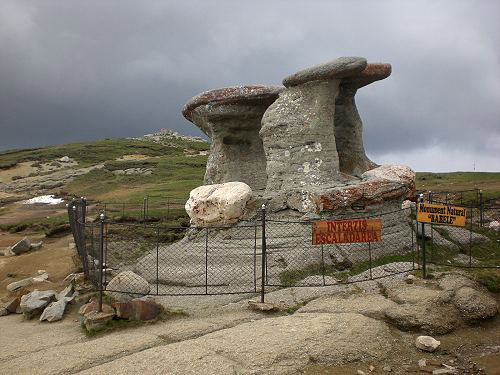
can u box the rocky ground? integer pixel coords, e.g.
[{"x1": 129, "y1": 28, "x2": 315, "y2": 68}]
[{"x1": 0, "y1": 269, "x2": 499, "y2": 375}]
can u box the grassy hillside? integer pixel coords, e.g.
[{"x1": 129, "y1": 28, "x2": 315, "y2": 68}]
[{"x1": 0, "y1": 134, "x2": 498, "y2": 205}]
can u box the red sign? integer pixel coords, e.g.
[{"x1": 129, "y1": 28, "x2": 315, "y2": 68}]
[{"x1": 312, "y1": 219, "x2": 382, "y2": 245}]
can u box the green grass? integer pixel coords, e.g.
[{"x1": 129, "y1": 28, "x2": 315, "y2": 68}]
[
  {"x1": 0, "y1": 214, "x2": 69, "y2": 233},
  {"x1": 416, "y1": 172, "x2": 500, "y2": 200},
  {"x1": 0, "y1": 137, "x2": 208, "y2": 168}
]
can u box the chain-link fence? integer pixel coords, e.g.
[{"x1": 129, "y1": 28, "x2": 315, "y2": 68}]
[{"x1": 68, "y1": 196, "x2": 500, "y2": 301}]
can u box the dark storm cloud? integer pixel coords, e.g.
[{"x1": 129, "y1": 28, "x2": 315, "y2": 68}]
[{"x1": 0, "y1": 0, "x2": 499, "y2": 171}]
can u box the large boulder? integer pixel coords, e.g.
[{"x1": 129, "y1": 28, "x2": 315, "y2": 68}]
[
  {"x1": 19, "y1": 290, "x2": 56, "y2": 319},
  {"x1": 452, "y1": 286, "x2": 498, "y2": 321},
  {"x1": 185, "y1": 182, "x2": 254, "y2": 227},
  {"x1": 105, "y1": 271, "x2": 150, "y2": 302}
]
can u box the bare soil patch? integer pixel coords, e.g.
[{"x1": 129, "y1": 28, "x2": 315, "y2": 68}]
[
  {"x1": 116, "y1": 154, "x2": 154, "y2": 161},
  {"x1": 0, "y1": 232, "x2": 75, "y2": 299},
  {"x1": 0, "y1": 202, "x2": 66, "y2": 226}
]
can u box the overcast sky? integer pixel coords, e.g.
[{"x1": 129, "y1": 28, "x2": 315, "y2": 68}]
[{"x1": 0, "y1": 0, "x2": 499, "y2": 172}]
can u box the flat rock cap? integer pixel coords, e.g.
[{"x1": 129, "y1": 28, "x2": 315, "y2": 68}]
[
  {"x1": 182, "y1": 85, "x2": 284, "y2": 121},
  {"x1": 283, "y1": 57, "x2": 367, "y2": 88},
  {"x1": 344, "y1": 63, "x2": 392, "y2": 88}
]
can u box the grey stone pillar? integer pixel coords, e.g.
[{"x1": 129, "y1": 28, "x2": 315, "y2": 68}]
[
  {"x1": 182, "y1": 86, "x2": 282, "y2": 190},
  {"x1": 334, "y1": 63, "x2": 391, "y2": 176},
  {"x1": 260, "y1": 57, "x2": 367, "y2": 192}
]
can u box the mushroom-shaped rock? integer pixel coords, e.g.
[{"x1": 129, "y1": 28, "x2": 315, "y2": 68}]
[
  {"x1": 334, "y1": 63, "x2": 391, "y2": 176},
  {"x1": 261, "y1": 57, "x2": 367, "y2": 193},
  {"x1": 182, "y1": 85, "x2": 283, "y2": 190}
]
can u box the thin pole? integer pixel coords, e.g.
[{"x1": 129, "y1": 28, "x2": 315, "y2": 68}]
[
  {"x1": 254, "y1": 222, "x2": 257, "y2": 292},
  {"x1": 411, "y1": 204, "x2": 415, "y2": 270},
  {"x1": 321, "y1": 244, "x2": 326, "y2": 286},
  {"x1": 261, "y1": 204, "x2": 266, "y2": 303},
  {"x1": 419, "y1": 194, "x2": 427, "y2": 278},
  {"x1": 98, "y1": 213, "x2": 105, "y2": 312},
  {"x1": 368, "y1": 241, "x2": 373, "y2": 280},
  {"x1": 469, "y1": 207, "x2": 473, "y2": 267},
  {"x1": 205, "y1": 228, "x2": 209, "y2": 295},
  {"x1": 156, "y1": 226, "x2": 160, "y2": 295}
]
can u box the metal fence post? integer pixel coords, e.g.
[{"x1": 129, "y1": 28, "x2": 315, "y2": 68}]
[
  {"x1": 419, "y1": 194, "x2": 427, "y2": 278},
  {"x1": 321, "y1": 244, "x2": 326, "y2": 286},
  {"x1": 469, "y1": 207, "x2": 473, "y2": 267},
  {"x1": 479, "y1": 190, "x2": 484, "y2": 227},
  {"x1": 156, "y1": 226, "x2": 160, "y2": 295},
  {"x1": 261, "y1": 204, "x2": 266, "y2": 303},
  {"x1": 205, "y1": 228, "x2": 209, "y2": 295},
  {"x1": 368, "y1": 242, "x2": 373, "y2": 280},
  {"x1": 98, "y1": 213, "x2": 105, "y2": 313},
  {"x1": 411, "y1": 204, "x2": 416, "y2": 270}
]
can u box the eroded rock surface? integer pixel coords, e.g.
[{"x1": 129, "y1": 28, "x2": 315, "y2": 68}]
[{"x1": 182, "y1": 85, "x2": 282, "y2": 190}]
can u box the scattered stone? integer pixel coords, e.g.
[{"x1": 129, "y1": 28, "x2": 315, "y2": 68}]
[
  {"x1": 452, "y1": 286, "x2": 498, "y2": 321},
  {"x1": 32, "y1": 272, "x2": 49, "y2": 283},
  {"x1": 105, "y1": 271, "x2": 150, "y2": 302},
  {"x1": 9, "y1": 237, "x2": 31, "y2": 255},
  {"x1": 40, "y1": 298, "x2": 69, "y2": 322},
  {"x1": 19, "y1": 290, "x2": 56, "y2": 319},
  {"x1": 30, "y1": 241, "x2": 43, "y2": 250},
  {"x1": 6, "y1": 277, "x2": 34, "y2": 292},
  {"x1": 487, "y1": 220, "x2": 499, "y2": 230},
  {"x1": 248, "y1": 301, "x2": 281, "y2": 312},
  {"x1": 382, "y1": 365, "x2": 392, "y2": 372},
  {"x1": 418, "y1": 359, "x2": 427, "y2": 367},
  {"x1": 440, "y1": 226, "x2": 489, "y2": 245},
  {"x1": 357, "y1": 370, "x2": 366, "y2": 375},
  {"x1": 415, "y1": 336, "x2": 441, "y2": 352},
  {"x1": 84, "y1": 311, "x2": 115, "y2": 332},
  {"x1": 78, "y1": 299, "x2": 114, "y2": 316},
  {"x1": 57, "y1": 284, "x2": 74, "y2": 300},
  {"x1": 59, "y1": 156, "x2": 71, "y2": 162},
  {"x1": 369, "y1": 365, "x2": 375, "y2": 372},
  {"x1": 185, "y1": 182, "x2": 254, "y2": 227},
  {"x1": 405, "y1": 274, "x2": 416, "y2": 284},
  {"x1": 113, "y1": 297, "x2": 161, "y2": 321},
  {"x1": 432, "y1": 369, "x2": 456, "y2": 374}
]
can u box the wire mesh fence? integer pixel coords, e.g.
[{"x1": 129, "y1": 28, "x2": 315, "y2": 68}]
[{"x1": 68, "y1": 195, "x2": 500, "y2": 300}]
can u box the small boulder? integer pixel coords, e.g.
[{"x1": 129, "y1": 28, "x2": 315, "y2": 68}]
[
  {"x1": 19, "y1": 290, "x2": 56, "y2": 319},
  {"x1": 10, "y1": 237, "x2": 31, "y2": 255},
  {"x1": 415, "y1": 335, "x2": 440, "y2": 352},
  {"x1": 105, "y1": 271, "x2": 150, "y2": 302},
  {"x1": 40, "y1": 299, "x2": 69, "y2": 322},
  {"x1": 30, "y1": 241, "x2": 43, "y2": 250},
  {"x1": 0, "y1": 307, "x2": 8, "y2": 316},
  {"x1": 113, "y1": 297, "x2": 161, "y2": 321},
  {"x1": 84, "y1": 311, "x2": 115, "y2": 332},
  {"x1": 57, "y1": 284, "x2": 74, "y2": 301},
  {"x1": 59, "y1": 156, "x2": 71, "y2": 162},
  {"x1": 78, "y1": 299, "x2": 114, "y2": 316},
  {"x1": 452, "y1": 286, "x2": 498, "y2": 321},
  {"x1": 185, "y1": 182, "x2": 253, "y2": 227},
  {"x1": 7, "y1": 277, "x2": 33, "y2": 292}
]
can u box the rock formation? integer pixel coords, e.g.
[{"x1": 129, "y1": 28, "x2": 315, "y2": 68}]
[
  {"x1": 182, "y1": 85, "x2": 283, "y2": 190},
  {"x1": 183, "y1": 57, "x2": 415, "y2": 222}
]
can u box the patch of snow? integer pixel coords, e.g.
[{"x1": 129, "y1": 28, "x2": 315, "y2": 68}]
[{"x1": 23, "y1": 195, "x2": 65, "y2": 205}]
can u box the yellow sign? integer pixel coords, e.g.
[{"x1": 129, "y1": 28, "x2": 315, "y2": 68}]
[
  {"x1": 417, "y1": 203, "x2": 466, "y2": 227},
  {"x1": 312, "y1": 219, "x2": 382, "y2": 245}
]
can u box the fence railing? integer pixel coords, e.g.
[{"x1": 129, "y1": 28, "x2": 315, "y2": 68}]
[{"x1": 68, "y1": 195, "x2": 500, "y2": 307}]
